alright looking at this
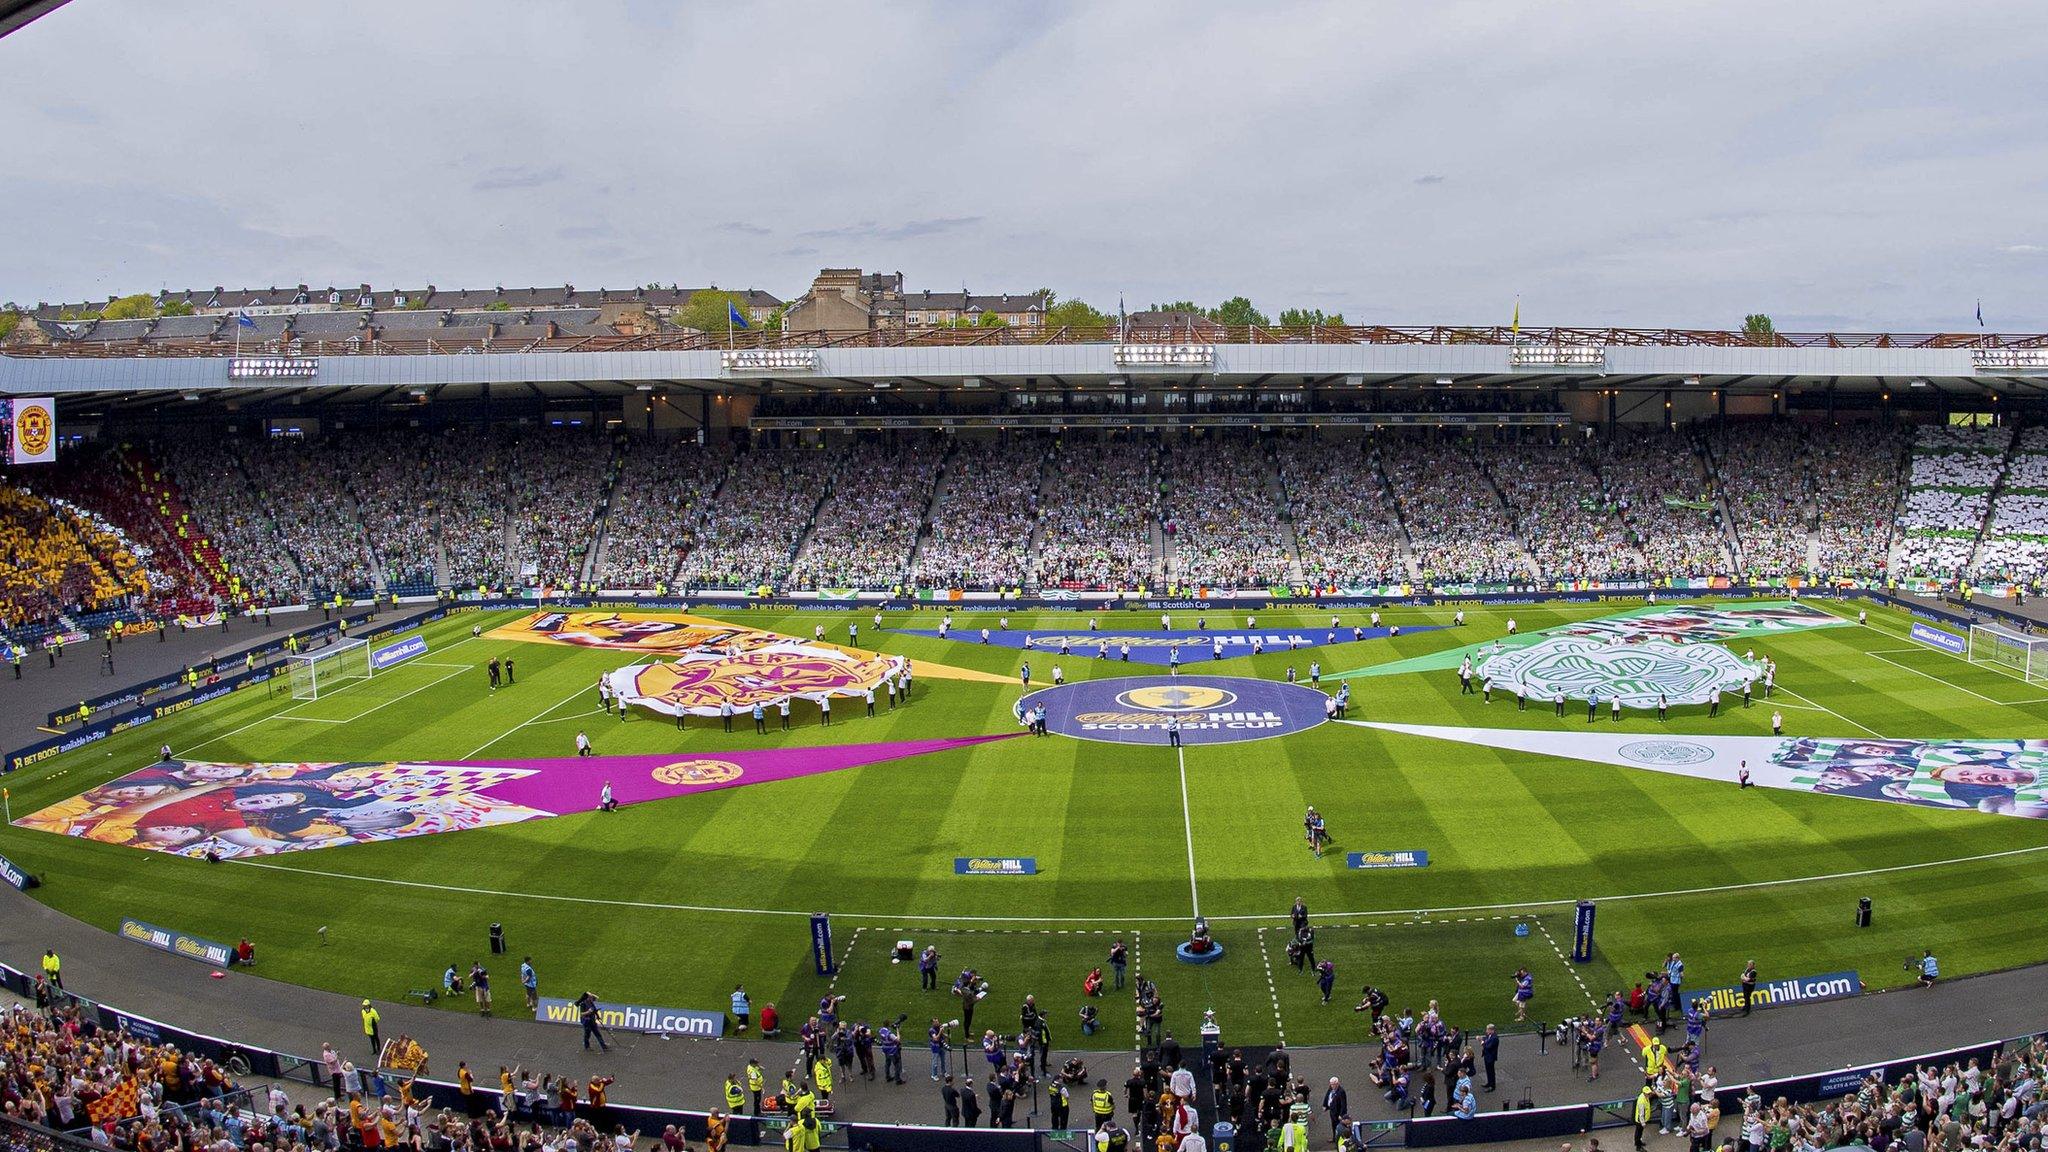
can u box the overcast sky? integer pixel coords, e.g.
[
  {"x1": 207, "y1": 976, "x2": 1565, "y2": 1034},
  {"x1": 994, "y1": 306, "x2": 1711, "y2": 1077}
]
[{"x1": 2, "y1": 0, "x2": 2043, "y2": 331}]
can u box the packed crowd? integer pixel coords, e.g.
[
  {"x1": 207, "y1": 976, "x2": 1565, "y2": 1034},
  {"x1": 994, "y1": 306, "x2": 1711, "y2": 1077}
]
[
  {"x1": 1891, "y1": 426, "x2": 2011, "y2": 579},
  {"x1": 9, "y1": 418, "x2": 2039, "y2": 618},
  {"x1": 1597, "y1": 429, "x2": 1731, "y2": 576},
  {"x1": 344, "y1": 430, "x2": 441, "y2": 593},
  {"x1": 1485, "y1": 438, "x2": 1642, "y2": 582},
  {"x1": 155, "y1": 438, "x2": 306, "y2": 604},
  {"x1": 593, "y1": 439, "x2": 731, "y2": 589},
  {"x1": 236, "y1": 438, "x2": 382, "y2": 597},
  {"x1": 0, "y1": 485, "x2": 148, "y2": 629},
  {"x1": 680, "y1": 447, "x2": 837, "y2": 588},
  {"x1": 1807, "y1": 423, "x2": 1906, "y2": 580},
  {"x1": 1970, "y1": 430, "x2": 2048, "y2": 584},
  {"x1": 24, "y1": 444, "x2": 219, "y2": 614},
  {"x1": 0, "y1": 999, "x2": 249, "y2": 1144},
  {"x1": 1725, "y1": 1037, "x2": 2048, "y2": 1152},
  {"x1": 787, "y1": 441, "x2": 944, "y2": 589},
  {"x1": 1712, "y1": 424, "x2": 1812, "y2": 577},
  {"x1": 1381, "y1": 437, "x2": 1529, "y2": 584},
  {"x1": 499, "y1": 433, "x2": 611, "y2": 590},
  {"x1": 1160, "y1": 439, "x2": 1294, "y2": 588},
  {"x1": 1031, "y1": 440, "x2": 1160, "y2": 588},
  {"x1": 907, "y1": 438, "x2": 1045, "y2": 589},
  {"x1": 1275, "y1": 438, "x2": 1411, "y2": 586}
]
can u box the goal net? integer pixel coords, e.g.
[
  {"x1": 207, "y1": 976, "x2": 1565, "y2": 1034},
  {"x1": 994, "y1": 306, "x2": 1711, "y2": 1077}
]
[
  {"x1": 288, "y1": 638, "x2": 371, "y2": 700},
  {"x1": 1967, "y1": 623, "x2": 2048, "y2": 683}
]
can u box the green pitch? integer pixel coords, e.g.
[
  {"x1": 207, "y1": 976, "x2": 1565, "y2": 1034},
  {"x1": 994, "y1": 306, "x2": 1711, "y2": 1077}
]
[{"x1": 5, "y1": 598, "x2": 2048, "y2": 1052}]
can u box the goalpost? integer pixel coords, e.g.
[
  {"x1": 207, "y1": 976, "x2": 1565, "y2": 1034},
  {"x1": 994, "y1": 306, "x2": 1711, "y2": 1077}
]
[
  {"x1": 287, "y1": 638, "x2": 372, "y2": 701},
  {"x1": 1966, "y1": 623, "x2": 2048, "y2": 683}
]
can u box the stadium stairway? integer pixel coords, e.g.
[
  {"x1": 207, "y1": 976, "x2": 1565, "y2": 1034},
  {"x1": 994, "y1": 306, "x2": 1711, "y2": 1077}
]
[
  {"x1": 1262, "y1": 448, "x2": 1308, "y2": 587},
  {"x1": 6, "y1": 885, "x2": 2048, "y2": 1135}
]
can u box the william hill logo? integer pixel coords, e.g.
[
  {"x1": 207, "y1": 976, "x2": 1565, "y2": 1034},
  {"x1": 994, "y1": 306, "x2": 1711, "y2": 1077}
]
[
  {"x1": 1682, "y1": 970, "x2": 1860, "y2": 1015},
  {"x1": 955, "y1": 857, "x2": 1037, "y2": 875}
]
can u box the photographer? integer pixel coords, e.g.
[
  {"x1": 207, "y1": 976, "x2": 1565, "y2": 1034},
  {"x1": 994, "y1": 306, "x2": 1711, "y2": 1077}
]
[{"x1": 1915, "y1": 950, "x2": 1938, "y2": 987}]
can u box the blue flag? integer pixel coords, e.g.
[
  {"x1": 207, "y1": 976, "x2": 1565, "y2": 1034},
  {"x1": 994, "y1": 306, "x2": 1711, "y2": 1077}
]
[
  {"x1": 727, "y1": 302, "x2": 749, "y2": 330},
  {"x1": 1977, "y1": 299, "x2": 1984, "y2": 328},
  {"x1": 236, "y1": 311, "x2": 256, "y2": 328}
]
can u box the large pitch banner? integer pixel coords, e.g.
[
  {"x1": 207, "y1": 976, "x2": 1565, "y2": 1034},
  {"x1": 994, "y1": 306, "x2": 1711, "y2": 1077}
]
[
  {"x1": 1351, "y1": 722, "x2": 2048, "y2": 819},
  {"x1": 12, "y1": 736, "x2": 1021, "y2": 859},
  {"x1": 1343, "y1": 601, "x2": 1846, "y2": 681},
  {"x1": 603, "y1": 642, "x2": 908, "y2": 718},
  {"x1": 490, "y1": 609, "x2": 1009, "y2": 684}
]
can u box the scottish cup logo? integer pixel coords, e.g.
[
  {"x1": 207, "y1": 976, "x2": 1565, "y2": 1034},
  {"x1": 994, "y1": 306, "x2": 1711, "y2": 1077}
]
[
  {"x1": 1115, "y1": 685, "x2": 1237, "y2": 712},
  {"x1": 1022, "y1": 676, "x2": 1329, "y2": 746}
]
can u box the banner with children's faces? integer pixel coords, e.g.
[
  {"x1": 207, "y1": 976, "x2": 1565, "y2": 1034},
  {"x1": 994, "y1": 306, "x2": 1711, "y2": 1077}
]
[
  {"x1": 1347, "y1": 722, "x2": 2048, "y2": 820},
  {"x1": 13, "y1": 735, "x2": 1022, "y2": 859}
]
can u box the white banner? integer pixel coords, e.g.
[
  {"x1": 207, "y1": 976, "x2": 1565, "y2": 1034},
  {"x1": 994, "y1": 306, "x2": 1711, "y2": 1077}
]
[
  {"x1": 1348, "y1": 722, "x2": 2048, "y2": 819},
  {"x1": 8, "y1": 396, "x2": 56, "y2": 464}
]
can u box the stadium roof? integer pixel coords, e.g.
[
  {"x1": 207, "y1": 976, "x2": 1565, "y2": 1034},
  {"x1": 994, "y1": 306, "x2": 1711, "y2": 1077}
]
[
  {"x1": 0, "y1": 0, "x2": 66, "y2": 39},
  {"x1": 5, "y1": 325, "x2": 2044, "y2": 410}
]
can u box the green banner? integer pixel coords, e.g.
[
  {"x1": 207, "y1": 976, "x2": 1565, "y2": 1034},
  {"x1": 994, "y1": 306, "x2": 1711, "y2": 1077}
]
[{"x1": 1329, "y1": 600, "x2": 1848, "y2": 680}]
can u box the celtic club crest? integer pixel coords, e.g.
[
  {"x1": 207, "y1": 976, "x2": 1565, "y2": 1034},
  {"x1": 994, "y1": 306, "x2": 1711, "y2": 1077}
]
[{"x1": 1477, "y1": 636, "x2": 1760, "y2": 706}]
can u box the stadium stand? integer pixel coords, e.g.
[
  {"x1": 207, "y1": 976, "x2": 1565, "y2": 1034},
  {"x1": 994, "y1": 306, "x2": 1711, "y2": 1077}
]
[
  {"x1": 1030, "y1": 439, "x2": 1160, "y2": 590},
  {"x1": 679, "y1": 447, "x2": 837, "y2": 589},
  {"x1": 1973, "y1": 426, "x2": 2048, "y2": 584},
  {"x1": 1597, "y1": 427, "x2": 1731, "y2": 577},
  {"x1": 0, "y1": 417, "x2": 2032, "y2": 626},
  {"x1": 1892, "y1": 425, "x2": 2009, "y2": 581},
  {"x1": 907, "y1": 438, "x2": 1047, "y2": 590},
  {"x1": 593, "y1": 437, "x2": 732, "y2": 589},
  {"x1": 1274, "y1": 437, "x2": 1411, "y2": 587},
  {"x1": 1160, "y1": 438, "x2": 1296, "y2": 588},
  {"x1": 785, "y1": 440, "x2": 944, "y2": 589},
  {"x1": 1808, "y1": 422, "x2": 1907, "y2": 582},
  {"x1": 1711, "y1": 422, "x2": 1812, "y2": 578},
  {"x1": 1484, "y1": 437, "x2": 1642, "y2": 583},
  {"x1": 1382, "y1": 436, "x2": 1530, "y2": 584},
  {"x1": 0, "y1": 483, "x2": 148, "y2": 635}
]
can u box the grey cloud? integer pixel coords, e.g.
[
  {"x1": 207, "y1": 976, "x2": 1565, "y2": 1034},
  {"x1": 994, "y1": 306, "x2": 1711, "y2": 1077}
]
[
  {"x1": 4, "y1": 1, "x2": 2048, "y2": 330},
  {"x1": 471, "y1": 165, "x2": 567, "y2": 192},
  {"x1": 796, "y1": 217, "x2": 984, "y2": 242}
]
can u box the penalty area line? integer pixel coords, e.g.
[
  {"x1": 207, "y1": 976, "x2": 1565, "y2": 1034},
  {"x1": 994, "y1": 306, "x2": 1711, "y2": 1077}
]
[{"x1": 229, "y1": 839, "x2": 2048, "y2": 926}]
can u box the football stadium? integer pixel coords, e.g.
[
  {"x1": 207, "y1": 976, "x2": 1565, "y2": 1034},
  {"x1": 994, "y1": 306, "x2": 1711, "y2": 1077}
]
[{"x1": 4, "y1": 5, "x2": 2048, "y2": 1152}]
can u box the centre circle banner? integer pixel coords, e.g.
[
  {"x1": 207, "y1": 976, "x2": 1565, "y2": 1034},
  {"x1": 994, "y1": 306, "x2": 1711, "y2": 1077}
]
[{"x1": 1016, "y1": 676, "x2": 1330, "y2": 746}]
